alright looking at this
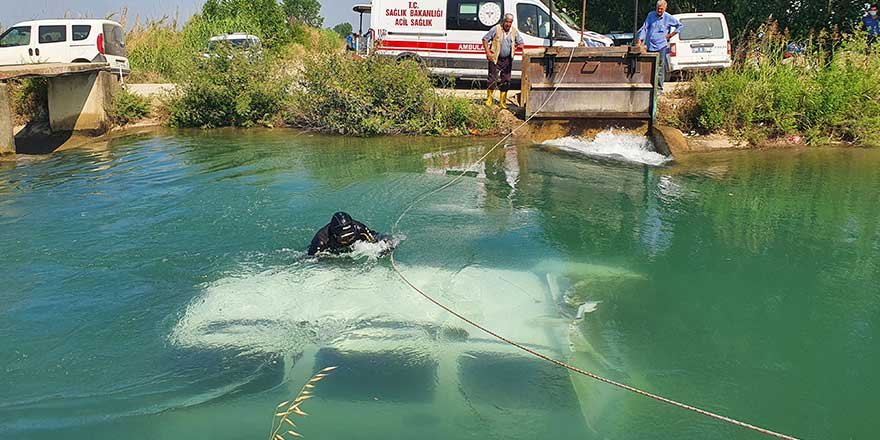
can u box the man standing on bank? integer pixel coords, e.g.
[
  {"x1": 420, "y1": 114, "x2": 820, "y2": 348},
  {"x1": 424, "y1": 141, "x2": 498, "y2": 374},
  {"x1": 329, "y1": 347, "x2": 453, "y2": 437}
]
[
  {"x1": 636, "y1": 0, "x2": 683, "y2": 93},
  {"x1": 483, "y1": 13, "x2": 524, "y2": 110}
]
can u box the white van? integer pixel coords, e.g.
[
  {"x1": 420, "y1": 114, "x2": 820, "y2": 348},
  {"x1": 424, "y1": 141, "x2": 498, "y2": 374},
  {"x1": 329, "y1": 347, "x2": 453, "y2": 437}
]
[
  {"x1": 0, "y1": 19, "x2": 130, "y2": 74},
  {"x1": 369, "y1": 0, "x2": 611, "y2": 80},
  {"x1": 667, "y1": 12, "x2": 731, "y2": 76}
]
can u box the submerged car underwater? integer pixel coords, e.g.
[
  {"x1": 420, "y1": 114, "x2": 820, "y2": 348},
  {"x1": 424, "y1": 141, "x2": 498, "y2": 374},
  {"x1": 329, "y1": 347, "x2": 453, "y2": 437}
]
[{"x1": 171, "y1": 259, "x2": 648, "y2": 436}]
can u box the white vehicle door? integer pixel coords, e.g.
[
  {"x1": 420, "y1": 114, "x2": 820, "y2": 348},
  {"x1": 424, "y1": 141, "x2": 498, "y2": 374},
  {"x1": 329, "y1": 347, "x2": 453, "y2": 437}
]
[
  {"x1": 35, "y1": 24, "x2": 69, "y2": 63},
  {"x1": 514, "y1": 2, "x2": 575, "y2": 48},
  {"x1": 70, "y1": 23, "x2": 97, "y2": 62},
  {"x1": 675, "y1": 15, "x2": 729, "y2": 65},
  {"x1": 0, "y1": 25, "x2": 35, "y2": 66}
]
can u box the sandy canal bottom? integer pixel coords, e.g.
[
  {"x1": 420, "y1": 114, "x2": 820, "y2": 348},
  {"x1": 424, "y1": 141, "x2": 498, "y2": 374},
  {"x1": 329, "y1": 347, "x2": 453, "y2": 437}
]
[{"x1": 1, "y1": 130, "x2": 879, "y2": 439}]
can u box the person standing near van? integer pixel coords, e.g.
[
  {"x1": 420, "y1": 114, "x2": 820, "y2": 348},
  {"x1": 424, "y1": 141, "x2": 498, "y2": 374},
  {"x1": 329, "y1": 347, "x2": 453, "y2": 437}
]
[
  {"x1": 482, "y1": 14, "x2": 524, "y2": 110},
  {"x1": 636, "y1": 0, "x2": 682, "y2": 92}
]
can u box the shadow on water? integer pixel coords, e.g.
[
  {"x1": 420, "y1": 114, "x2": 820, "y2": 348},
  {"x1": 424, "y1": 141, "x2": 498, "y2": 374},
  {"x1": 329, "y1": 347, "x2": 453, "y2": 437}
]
[{"x1": 14, "y1": 123, "x2": 73, "y2": 155}]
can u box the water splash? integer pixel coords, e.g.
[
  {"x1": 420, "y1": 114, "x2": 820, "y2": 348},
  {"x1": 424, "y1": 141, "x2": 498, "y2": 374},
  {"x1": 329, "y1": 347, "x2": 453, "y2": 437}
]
[
  {"x1": 349, "y1": 236, "x2": 403, "y2": 260},
  {"x1": 542, "y1": 130, "x2": 671, "y2": 166}
]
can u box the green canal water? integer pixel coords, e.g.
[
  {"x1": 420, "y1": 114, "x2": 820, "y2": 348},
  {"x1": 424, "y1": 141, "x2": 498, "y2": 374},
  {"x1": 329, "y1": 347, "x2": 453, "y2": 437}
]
[{"x1": 1, "y1": 130, "x2": 878, "y2": 439}]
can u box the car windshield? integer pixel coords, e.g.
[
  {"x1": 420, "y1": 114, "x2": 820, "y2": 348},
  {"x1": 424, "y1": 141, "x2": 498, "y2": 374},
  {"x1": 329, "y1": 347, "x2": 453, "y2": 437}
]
[
  {"x1": 539, "y1": 1, "x2": 579, "y2": 30},
  {"x1": 208, "y1": 38, "x2": 255, "y2": 51},
  {"x1": 679, "y1": 17, "x2": 724, "y2": 41},
  {"x1": 0, "y1": 26, "x2": 31, "y2": 48}
]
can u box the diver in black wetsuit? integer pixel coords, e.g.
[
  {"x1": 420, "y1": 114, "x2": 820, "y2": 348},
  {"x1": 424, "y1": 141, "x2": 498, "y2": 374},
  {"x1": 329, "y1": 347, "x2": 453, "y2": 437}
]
[{"x1": 307, "y1": 212, "x2": 384, "y2": 256}]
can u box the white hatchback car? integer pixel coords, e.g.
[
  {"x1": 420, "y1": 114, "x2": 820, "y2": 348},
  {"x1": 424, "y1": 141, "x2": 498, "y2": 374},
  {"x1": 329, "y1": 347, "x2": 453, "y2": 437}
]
[
  {"x1": 205, "y1": 33, "x2": 262, "y2": 56},
  {"x1": 0, "y1": 19, "x2": 130, "y2": 73},
  {"x1": 667, "y1": 12, "x2": 732, "y2": 77}
]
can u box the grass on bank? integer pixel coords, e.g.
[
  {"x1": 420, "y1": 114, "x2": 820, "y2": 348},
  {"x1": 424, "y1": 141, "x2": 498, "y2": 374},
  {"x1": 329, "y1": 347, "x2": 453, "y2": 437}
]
[
  {"x1": 163, "y1": 50, "x2": 497, "y2": 135},
  {"x1": 678, "y1": 25, "x2": 880, "y2": 146}
]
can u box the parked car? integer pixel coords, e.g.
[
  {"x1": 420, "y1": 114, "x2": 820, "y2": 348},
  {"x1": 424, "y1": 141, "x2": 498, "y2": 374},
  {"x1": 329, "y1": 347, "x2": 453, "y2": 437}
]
[
  {"x1": 605, "y1": 31, "x2": 635, "y2": 46},
  {"x1": 368, "y1": 0, "x2": 611, "y2": 80},
  {"x1": 0, "y1": 19, "x2": 129, "y2": 73},
  {"x1": 667, "y1": 12, "x2": 731, "y2": 78},
  {"x1": 204, "y1": 33, "x2": 262, "y2": 58}
]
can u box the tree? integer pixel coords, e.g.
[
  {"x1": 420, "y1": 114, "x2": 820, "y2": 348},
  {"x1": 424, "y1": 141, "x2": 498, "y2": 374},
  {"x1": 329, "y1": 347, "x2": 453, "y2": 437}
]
[
  {"x1": 558, "y1": 0, "x2": 869, "y2": 38},
  {"x1": 332, "y1": 22, "x2": 353, "y2": 38},
  {"x1": 282, "y1": 0, "x2": 324, "y2": 27}
]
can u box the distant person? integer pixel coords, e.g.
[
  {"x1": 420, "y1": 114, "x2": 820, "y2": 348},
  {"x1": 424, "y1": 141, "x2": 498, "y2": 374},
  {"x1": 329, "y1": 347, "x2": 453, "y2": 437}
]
[
  {"x1": 865, "y1": 4, "x2": 880, "y2": 48},
  {"x1": 482, "y1": 13, "x2": 524, "y2": 110},
  {"x1": 307, "y1": 212, "x2": 384, "y2": 256},
  {"x1": 522, "y1": 16, "x2": 536, "y2": 35},
  {"x1": 636, "y1": 0, "x2": 683, "y2": 93}
]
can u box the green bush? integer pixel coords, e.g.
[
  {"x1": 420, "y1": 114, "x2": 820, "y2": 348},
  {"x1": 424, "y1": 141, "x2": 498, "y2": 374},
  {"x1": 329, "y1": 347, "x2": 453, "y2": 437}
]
[
  {"x1": 167, "y1": 46, "x2": 290, "y2": 128},
  {"x1": 693, "y1": 28, "x2": 880, "y2": 146},
  {"x1": 109, "y1": 89, "x2": 151, "y2": 126},
  {"x1": 10, "y1": 78, "x2": 48, "y2": 124},
  {"x1": 287, "y1": 54, "x2": 496, "y2": 136}
]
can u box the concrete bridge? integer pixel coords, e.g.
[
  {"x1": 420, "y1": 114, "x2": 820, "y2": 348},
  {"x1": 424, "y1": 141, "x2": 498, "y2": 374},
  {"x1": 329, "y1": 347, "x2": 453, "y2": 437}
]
[{"x1": 0, "y1": 63, "x2": 116, "y2": 156}]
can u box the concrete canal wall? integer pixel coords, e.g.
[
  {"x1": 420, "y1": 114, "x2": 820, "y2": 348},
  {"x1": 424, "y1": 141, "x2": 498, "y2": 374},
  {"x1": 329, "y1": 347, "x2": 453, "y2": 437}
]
[
  {"x1": 0, "y1": 64, "x2": 115, "y2": 156},
  {"x1": 0, "y1": 83, "x2": 14, "y2": 156}
]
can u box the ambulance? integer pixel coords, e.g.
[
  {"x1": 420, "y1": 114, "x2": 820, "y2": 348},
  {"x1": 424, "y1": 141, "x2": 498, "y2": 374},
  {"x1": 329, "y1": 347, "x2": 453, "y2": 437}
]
[{"x1": 368, "y1": 0, "x2": 612, "y2": 79}]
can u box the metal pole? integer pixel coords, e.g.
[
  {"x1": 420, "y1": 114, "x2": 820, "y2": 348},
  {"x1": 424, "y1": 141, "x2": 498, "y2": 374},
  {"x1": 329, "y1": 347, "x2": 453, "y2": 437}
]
[
  {"x1": 359, "y1": 12, "x2": 364, "y2": 35},
  {"x1": 633, "y1": 0, "x2": 639, "y2": 44},
  {"x1": 544, "y1": 0, "x2": 557, "y2": 76},
  {"x1": 579, "y1": 0, "x2": 587, "y2": 47}
]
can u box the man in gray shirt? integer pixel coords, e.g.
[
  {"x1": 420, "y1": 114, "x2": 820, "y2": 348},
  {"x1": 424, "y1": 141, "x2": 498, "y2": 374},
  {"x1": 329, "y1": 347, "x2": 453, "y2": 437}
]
[{"x1": 482, "y1": 13, "x2": 524, "y2": 109}]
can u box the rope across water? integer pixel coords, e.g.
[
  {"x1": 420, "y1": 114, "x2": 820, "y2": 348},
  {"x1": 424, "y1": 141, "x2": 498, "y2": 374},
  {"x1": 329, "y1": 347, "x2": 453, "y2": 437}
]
[{"x1": 388, "y1": 48, "x2": 799, "y2": 440}]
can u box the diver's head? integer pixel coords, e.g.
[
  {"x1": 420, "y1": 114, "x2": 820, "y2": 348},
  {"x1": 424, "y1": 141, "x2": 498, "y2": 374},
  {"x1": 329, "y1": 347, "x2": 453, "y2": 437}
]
[{"x1": 329, "y1": 212, "x2": 356, "y2": 245}]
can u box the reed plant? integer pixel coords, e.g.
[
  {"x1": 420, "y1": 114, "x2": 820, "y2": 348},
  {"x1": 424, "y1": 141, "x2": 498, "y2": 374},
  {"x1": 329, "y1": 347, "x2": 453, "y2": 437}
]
[
  {"x1": 125, "y1": 16, "x2": 189, "y2": 83},
  {"x1": 270, "y1": 366, "x2": 337, "y2": 440}
]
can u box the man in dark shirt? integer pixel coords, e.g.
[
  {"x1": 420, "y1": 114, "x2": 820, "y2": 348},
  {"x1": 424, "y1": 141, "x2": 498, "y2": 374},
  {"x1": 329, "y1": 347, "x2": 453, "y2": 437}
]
[{"x1": 307, "y1": 212, "x2": 382, "y2": 256}]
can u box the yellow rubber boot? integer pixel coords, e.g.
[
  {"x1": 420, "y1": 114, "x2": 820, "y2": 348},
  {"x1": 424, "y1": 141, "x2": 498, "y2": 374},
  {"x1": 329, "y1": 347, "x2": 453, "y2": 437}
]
[
  {"x1": 499, "y1": 91, "x2": 508, "y2": 110},
  {"x1": 485, "y1": 89, "x2": 494, "y2": 107}
]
